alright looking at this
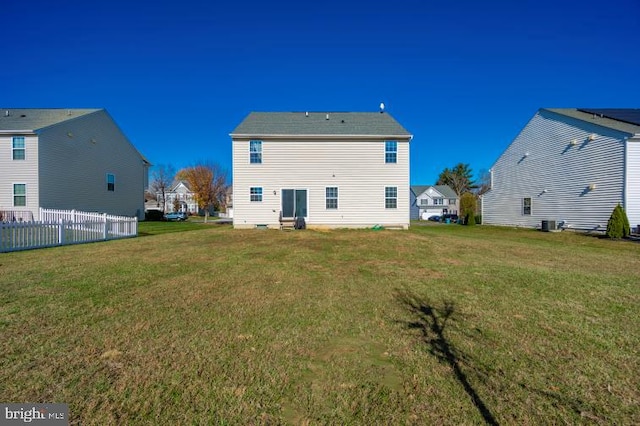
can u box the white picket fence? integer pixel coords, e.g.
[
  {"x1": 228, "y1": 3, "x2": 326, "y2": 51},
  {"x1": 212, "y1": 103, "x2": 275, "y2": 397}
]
[{"x1": 0, "y1": 209, "x2": 137, "y2": 253}]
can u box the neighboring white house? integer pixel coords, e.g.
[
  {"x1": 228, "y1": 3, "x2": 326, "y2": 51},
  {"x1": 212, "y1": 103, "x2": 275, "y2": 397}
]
[
  {"x1": 230, "y1": 111, "x2": 412, "y2": 229},
  {"x1": 482, "y1": 108, "x2": 640, "y2": 232},
  {"x1": 0, "y1": 108, "x2": 150, "y2": 221},
  {"x1": 161, "y1": 180, "x2": 198, "y2": 214},
  {"x1": 410, "y1": 185, "x2": 459, "y2": 220}
]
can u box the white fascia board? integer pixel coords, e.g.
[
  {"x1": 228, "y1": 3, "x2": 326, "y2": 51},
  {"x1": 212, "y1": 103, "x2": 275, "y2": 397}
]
[{"x1": 0, "y1": 130, "x2": 36, "y2": 134}]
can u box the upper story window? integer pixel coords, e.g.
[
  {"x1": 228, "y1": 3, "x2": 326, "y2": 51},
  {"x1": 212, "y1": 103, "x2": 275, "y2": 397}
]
[
  {"x1": 523, "y1": 197, "x2": 532, "y2": 215},
  {"x1": 434, "y1": 198, "x2": 444, "y2": 205},
  {"x1": 385, "y1": 186, "x2": 397, "y2": 209},
  {"x1": 385, "y1": 141, "x2": 397, "y2": 164},
  {"x1": 326, "y1": 187, "x2": 338, "y2": 209},
  {"x1": 250, "y1": 187, "x2": 263, "y2": 202},
  {"x1": 250, "y1": 140, "x2": 262, "y2": 164},
  {"x1": 12, "y1": 137, "x2": 25, "y2": 160},
  {"x1": 13, "y1": 183, "x2": 26, "y2": 206},
  {"x1": 107, "y1": 173, "x2": 115, "y2": 191},
  {"x1": 420, "y1": 199, "x2": 428, "y2": 206}
]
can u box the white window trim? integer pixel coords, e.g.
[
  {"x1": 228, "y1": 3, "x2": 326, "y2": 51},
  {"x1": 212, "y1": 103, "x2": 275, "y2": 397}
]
[
  {"x1": 385, "y1": 186, "x2": 398, "y2": 209},
  {"x1": 385, "y1": 140, "x2": 397, "y2": 164},
  {"x1": 12, "y1": 182, "x2": 27, "y2": 207},
  {"x1": 325, "y1": 186, "x2": 339, "y2": 210},
  {"x1": 12, "y1": 136, "x2": 26, "y2": 160},
  {"x1": 250, "y1": 187, "x2": 263, "y2": 202},
  {"x1": 249, "y1": 140, "x2": 262, "y2": 164}
]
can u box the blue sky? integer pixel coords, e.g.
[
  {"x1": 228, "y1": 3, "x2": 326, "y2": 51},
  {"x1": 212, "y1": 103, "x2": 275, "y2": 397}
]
[{"x1": 4, "y1": 0, "x2": 639, "y2": 184}]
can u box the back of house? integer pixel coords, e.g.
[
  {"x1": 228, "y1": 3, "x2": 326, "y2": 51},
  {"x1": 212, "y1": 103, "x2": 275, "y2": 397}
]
[{"x1": 230, "y1": 111, "x2": 412, "y2": 229}]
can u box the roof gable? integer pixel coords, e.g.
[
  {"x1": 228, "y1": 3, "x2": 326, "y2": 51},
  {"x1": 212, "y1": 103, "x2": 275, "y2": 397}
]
[
  {"x1": 0, "y1": 108, "x2": 102, "y2": 132},
  {"x1": 231, "y1": 112, "x2": 412, "y2": 137},
  {"x1": 411, "y1": 185, "x2": 457, "y2": 199}
]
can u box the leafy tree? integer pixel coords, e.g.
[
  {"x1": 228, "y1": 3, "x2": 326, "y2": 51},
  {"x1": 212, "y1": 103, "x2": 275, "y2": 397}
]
[
  {"x1": 606, "y1": 203, "x2": 630, "y2": 238},
  {"x1": 459, "y1": 192, "x2": 477, "y2": 225},
  {"x1": 181, "y1": 162, "x2": 228, "y2": 223},
  {"x1": 149, "y1": 164, "x2": 175, "y2": 213},
  {"x1": 437, "y1": 163, "x2": 474, "y2": 196}
]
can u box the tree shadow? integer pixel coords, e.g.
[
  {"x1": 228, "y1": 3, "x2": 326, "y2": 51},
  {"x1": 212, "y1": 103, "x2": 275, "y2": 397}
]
[{"x1": 396, "y1": 288, "x2": 499, "y2": 426}]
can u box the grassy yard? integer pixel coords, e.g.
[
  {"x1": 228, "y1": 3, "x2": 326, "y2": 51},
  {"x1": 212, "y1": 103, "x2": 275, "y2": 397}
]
[{"x1": 1, "y1": 223, "x2": 638, "y2": 424}]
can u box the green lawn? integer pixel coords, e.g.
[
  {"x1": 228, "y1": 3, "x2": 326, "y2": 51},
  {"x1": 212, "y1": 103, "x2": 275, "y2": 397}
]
[{"x1": 1, "y1": 223, "x2": 638, "y2": 424}]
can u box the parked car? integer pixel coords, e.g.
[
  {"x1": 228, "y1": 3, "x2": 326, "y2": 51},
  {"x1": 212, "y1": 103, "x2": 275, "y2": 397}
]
[
  {"x1": 164, "y1": 212, "x2": 188, "y2": 221},
  {"x1": 441, "y1": 214, "x2": 459, "y2": 224},
  {"x1": 427, "y1": 215, "x2": 441, "y2": 222}
]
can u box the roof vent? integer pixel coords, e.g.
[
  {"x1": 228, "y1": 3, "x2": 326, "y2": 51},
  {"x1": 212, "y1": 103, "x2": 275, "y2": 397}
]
[
  {"x1": 305, "y1": 112, "x2": 309, "y2": 117},
  {"x1": 380, "y1": 102, "x2": 385, "y2": 113},
  {"x1": 326, "y1": 114, "x2": 329, "y2": 120},
  {"x1": 4, "y1": 110, "x2": 9, "y2": 117}
]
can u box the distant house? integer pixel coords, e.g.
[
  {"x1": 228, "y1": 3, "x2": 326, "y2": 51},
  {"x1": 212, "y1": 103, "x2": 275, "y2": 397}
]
[
  {"x1": 0, "y1": 108, "x2": 149, "y2": 221},
  {"x1": 410, "y1": 185, "x2": 459, "y2": 220},
  {"x1": 162, "y1": 180, "x2": 198, "y2": 214},
  {"x1": 482, "y1": 108, "x2": 640, "y2": 231},
  {"x1": 230, "y1": 111, "x2": 412, "y2": 229}
]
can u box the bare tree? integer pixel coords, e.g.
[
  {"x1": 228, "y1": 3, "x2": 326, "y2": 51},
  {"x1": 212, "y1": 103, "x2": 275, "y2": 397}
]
[
  {"x1": 181, "y1": 161, "x2": 228, "y2": 223},
  {"x1": 150, "y1": 164, "x2": 175, "y2": 213},
  {"x1": 475, "y1": 169, "x2": 492, "y2": 196}
]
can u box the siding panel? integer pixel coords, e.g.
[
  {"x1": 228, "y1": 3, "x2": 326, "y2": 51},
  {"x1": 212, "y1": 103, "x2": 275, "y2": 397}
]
[
  {"x1": 38, "y1": 110, "x2": 147, "y2": 219},
  {"x1": 483, "y1": 110, "x2": 629, "y2": 231}
]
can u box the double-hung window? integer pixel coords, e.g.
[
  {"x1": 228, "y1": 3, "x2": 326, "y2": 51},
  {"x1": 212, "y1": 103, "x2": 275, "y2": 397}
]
[
  {"x1": 250, "y1": 140, "x2": 262, "y2": 164},
  {"x1": 13, "y1": 184, "x2": 26, "y2": 206},
  {"x1": 12, "y1": 137, "x2": 25, "y2": 160},
  {"x1": 385, "y1": 186, "x2": 397, "y2": 209},
  {"x1": 385, "y1": 141, "x2": 397, "y2": 164},
  {"x1": 434, "y1": 198, "x2": 444, "y2": 205},
  {"x1": 523, "y1": 197, "x2": 532, "y2": 215},
  {"x1": 107, "y1": 173, "x2": 115, "y2": 191},
  {"x1": 326, "y1": 187, "x2": 338, "y2": 209},
  {"x1": 250, "y1": 187, "x2": 263, "y2": 202}
]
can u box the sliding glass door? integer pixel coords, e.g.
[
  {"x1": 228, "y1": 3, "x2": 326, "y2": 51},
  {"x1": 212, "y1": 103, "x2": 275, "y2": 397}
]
[{"x1": 281, "y1": 189, "x2": 307, "y2": 218}]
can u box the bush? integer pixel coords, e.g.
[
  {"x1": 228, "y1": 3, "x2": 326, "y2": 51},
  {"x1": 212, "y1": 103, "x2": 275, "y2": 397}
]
[
  {"x1": 606, "y1": 203, "x2": 630, "y2": 238},
  {"x1": 474, "y1": 214, "x2": 482, "y2": 225},
  {"x1": 459, "y1": 192, "x2": 477, "y2": 222},
  {"x1": 465, "y1": 213, "x2": 475, "y2": 226},
  {"x1": 145, "y1": 209, "x2": 164, "y2": 221}
]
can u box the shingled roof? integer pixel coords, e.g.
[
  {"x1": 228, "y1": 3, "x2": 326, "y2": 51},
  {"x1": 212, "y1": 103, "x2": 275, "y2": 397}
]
[
  {"x1": 544, "y1": 108, "x2": 640, "y2": 135},
  {"x1": 0, "y1": 108, "x2": 102, "y2": 132},
  {"x1": 231, "y1": 112, "x2": 412, "y2": 137}
]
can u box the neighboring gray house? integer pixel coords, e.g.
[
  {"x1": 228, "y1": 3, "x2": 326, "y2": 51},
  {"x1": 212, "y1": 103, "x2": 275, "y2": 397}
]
[
  {"x1": 410, "y1": 185, "x2": 459, "y2": 220},
  {"x1": 231, "y1": 111, "x2": 412, "y2": 229},
  {"x1": 0, "y1": 108, "x2": 150, "y2": 221},
  {"x1": 482, "y1": 108, "x2": 640, "y2": 231}
]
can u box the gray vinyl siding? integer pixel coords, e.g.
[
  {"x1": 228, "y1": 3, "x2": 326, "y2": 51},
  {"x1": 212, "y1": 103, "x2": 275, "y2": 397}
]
[
  {"x1": 37, "y1": 110, "x2": 147, "y2": 219},
  {"x1": 626, "y1": 138, "x2": 640, "y2": 229},
  {"x1": 483, "y1": 109, "x2": 629, "y2": 231},
  {"x1": 232, "y1": 138, "x2": 410, "y2": 228},
  {"x1": 0, "y1": 134, "x2": 39, "y2": 214}
]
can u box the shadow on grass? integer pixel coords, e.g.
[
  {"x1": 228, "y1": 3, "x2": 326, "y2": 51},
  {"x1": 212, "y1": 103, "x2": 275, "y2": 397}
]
[{"x1": 396, "y1": 289, "x2": 499, "y2": 426}]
